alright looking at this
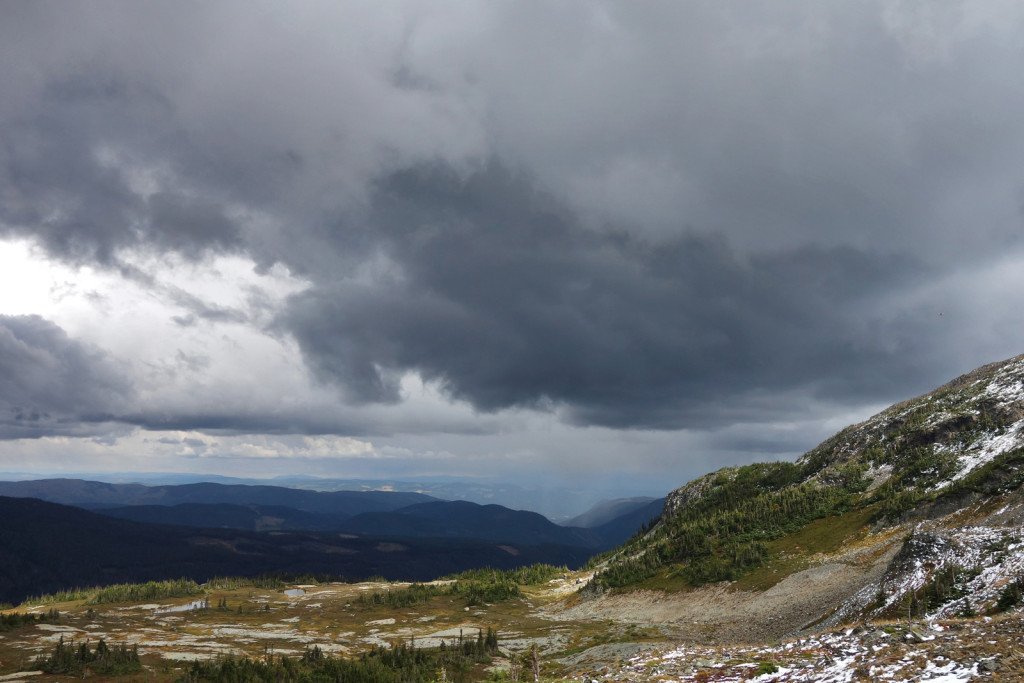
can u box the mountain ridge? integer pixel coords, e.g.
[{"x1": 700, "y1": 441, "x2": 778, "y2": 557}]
[
  {"x1": 94, "y1": 502, "x2": 343, "y2": 532},
  {"x1": 564, "y1": 497, "x2": 662, "y2": 528},
  {"x1": 0, "y1": 495, "x2": 594, "y2": 605},
  {"x1": 338, "y1": 500, "x2": 607, "y2": 548},
  {"x1": 0, "y1": 479, "x2": 436, "y2": 516}
]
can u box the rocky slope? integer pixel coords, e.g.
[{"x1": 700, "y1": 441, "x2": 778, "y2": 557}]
[
  {"x1": 799, "y1": 352, "x2": 1024, "y2": 491},
  {"x1": 580, "y1": 353, "x2": 1024, "y2": 644},
  {"x1": 596, "y1": 616, "x2": 1018, "y2": 681}
]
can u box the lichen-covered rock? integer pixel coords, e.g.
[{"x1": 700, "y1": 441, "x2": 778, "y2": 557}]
[{"x1": 660, "y1": 472, "x2": 716, "y2": 520}]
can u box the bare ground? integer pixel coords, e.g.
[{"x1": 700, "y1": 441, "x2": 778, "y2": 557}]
[{"x1": 548, "y1": 535, "x2": 903, "y2": 645}]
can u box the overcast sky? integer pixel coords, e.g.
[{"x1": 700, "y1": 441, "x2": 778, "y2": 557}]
[{"x1": 1, "y1": 1, "x2": 1023, "y2": 496}]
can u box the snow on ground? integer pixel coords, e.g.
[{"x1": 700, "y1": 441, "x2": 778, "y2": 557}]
[
  {"x1": 981, "y1": 359, "x2": 1024, "y2": 404},
  {"x1": 581, "y1": 617, "x2": 1015, "y2": 682},
  {"x1": 930, "y1": 416, "x2": 1024, "y2": 491}
]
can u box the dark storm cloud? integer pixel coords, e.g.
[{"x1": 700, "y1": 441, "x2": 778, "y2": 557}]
[
  {"x1": 283, "y1": 162, "x2": 935, "y2": 428},
  {"x1": 146, "y1": 192, "x2": 243, "y2": 258},
  {"x1": 119, "y1": 410, "x2": 370, "y2": 437},
  {"x1": 0, "y1": 315, "x2": 133, "y2": 438},
  {"x1": 1, "y1": 1, "x2": 1023, "y2": 443},
  {"x1": 0, "y1": 71, "x2": 247, "y2": 266},
  {"x1": 0, "y1": 82, "x2": 147, "y2": 265}
]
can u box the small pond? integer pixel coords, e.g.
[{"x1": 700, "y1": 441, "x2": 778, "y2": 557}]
[{"x1": 154, "y1": 599, "x2": 208, "y2": 614}]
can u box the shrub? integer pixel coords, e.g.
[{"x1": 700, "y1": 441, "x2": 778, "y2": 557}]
[
  {"x1": 31, "y1": 636, "x2": 140, "y2": 676},
  {"x1": 996, "y1": 577, "x2": 1024, "y2": 613},
  {"x1": 178, "y1": 631, "x2": 501, "y2": 683}
]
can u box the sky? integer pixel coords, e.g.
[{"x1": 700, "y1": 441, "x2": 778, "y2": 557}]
[{"x1": 1, "y1": 0, "x2": 1023, "y2": 497}]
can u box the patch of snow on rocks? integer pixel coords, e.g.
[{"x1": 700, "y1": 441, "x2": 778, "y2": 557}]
[
  {"x1": 610, "y1": 623, "x2": 982, "y2": 682},
  {"x1": 930, "y1": 416, "x2": 1024, "y2": 491}
]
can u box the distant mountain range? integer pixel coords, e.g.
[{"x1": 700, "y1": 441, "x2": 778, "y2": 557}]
[
  {"x1": 0, "y1": 479, "x2": 433, "y2": 516},
  {"x1": 565, "y1": 496, "x2": 664, "y2": 529},
  {"x1": 0, "y1": 496, "x2": 593, "y2": 606},
  {"x1": 0, "y1": 478, "x2": 664, "y2": 603},
  {"x1": 0, "y1": 473, "x2": 656, "y2": 521},
  {"x1": 93, "y1": 502, "x2": 342, "y2": 532},
  {"x1": 0, "y1": 479, "x2": 659, "y2": 547},
  {"x1": 575, "y1": 497, "x2": 665, "y2": 545},
  {"x1": 337, "y1": 500, "x2": 604, "y2": 547}
]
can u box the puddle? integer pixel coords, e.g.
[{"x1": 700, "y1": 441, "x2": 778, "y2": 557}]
[
  {"x1": 161, "y1": 650, "x2": 236, "y2": 661},
  {"x1": 34, "y1": 625, "x2": 81, "y2": 633},
  {"x1": 284, "y1": 589, "x2": 305, "y2": 598},
  {"x1": 154, "y1": 600, "x2": 207, "y2": 614}
]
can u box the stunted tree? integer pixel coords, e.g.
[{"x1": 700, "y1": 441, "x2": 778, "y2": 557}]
[{"x1": 508, "y1": 652, "x2": 522, "y2": 683}]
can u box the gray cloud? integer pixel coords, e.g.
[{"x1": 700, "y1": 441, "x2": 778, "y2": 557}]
[
  {"x1": 146, "y1": 192, "x2": 243, "y2": 258},
  {"x1": 0, "y1": 72, "x2": 247, "y2": 267},
  {"x1": 117, "y1": 410, "x2": 371, "y2": 438},
  {"x1": 0, "y1": 1, "x2": 1023, "y2": 453},
  {"x1": 162, "y1": 286, "x2": 250, "y2": 326},
  {"x1": 112, "y1": 263, "x2": 251, "y2": 326},
  {"x1": 175, "y1": 350, "x2": 211, "y2": 374},
  {"x1": 0, "y1": 315, "x2": 133, "y2": 438},
  {"x1": 283, "y1": 161, "x2": 938, "y2": 428}
]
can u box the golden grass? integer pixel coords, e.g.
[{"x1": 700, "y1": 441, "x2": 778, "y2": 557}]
[{"x1": 731, "y1": 504, "x2": 878, "y2": 592}]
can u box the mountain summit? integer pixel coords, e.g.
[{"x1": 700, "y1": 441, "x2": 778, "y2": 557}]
[{"x1": 798, "y1": 351, "x2": 1024, "y2": 491}]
